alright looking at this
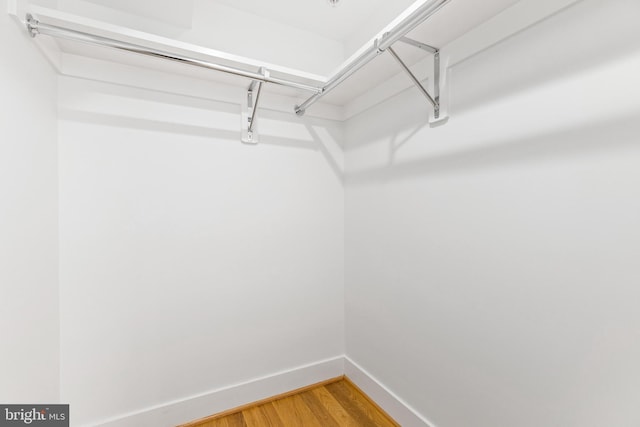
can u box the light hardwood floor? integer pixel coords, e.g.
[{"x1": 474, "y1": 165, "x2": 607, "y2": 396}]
[{"x1": 179, "y1": 376, "x2": 400, "y2": 427}]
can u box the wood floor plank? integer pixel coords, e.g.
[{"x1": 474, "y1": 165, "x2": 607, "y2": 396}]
[
  {"x1": 194, "y1": 417, "x2": 228, "y2": 427},
  {"x1": 197, "y1": 415, "x2": 238, "y2": 427},
  {"x1": 309, "y1": 386, "x2": 361, "y2": 427},
  {"x1": 298, "y1": 389, "x2": 341, "y2": 427},
  {"x1": 343, "y1": 378, "x2": 401, "y2": 427},
  {"x1": 223, "y1": 412, "x2": 247, "y2": 427},
  {"x1": 326, "y1": 381, "x2": 394, "y2": 427},
  {"x1": 242, "y1": 403, "x2": 284, "y2": 427},
  {"x1": 342, "y1": 380, "x2": 399, "y2": 426},
  {"x1": 272, "y1": 394, "x2": 324, "y2": 427},
  {"x1": 179, "y1": 377, "x2": 343, "y2": 427},
  {"x1": 182, "y1": 379, "x2": 400, "y2": 427}
]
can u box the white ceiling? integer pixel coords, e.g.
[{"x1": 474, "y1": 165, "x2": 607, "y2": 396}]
[{"x1": 209, "y1": 0, "x2": 418, "y2": 42}]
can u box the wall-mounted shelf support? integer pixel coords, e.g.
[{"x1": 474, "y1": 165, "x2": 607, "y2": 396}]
[
  {"x1": 398, "y1": 36, "x2": 438, "y2": 54},
  {"x1": 294, "y1": 0, "x2": 450, "y2": 119},
  {"x1": 242, "y1": 68, "x2": 268, "y2": 144},
  {"x1": 387, "y1": 46, "x2": 438, "y2": 117},
  {"x1": 24, "y1": 12, "x2": 325, "y2": 143},
  {"x1": 389, "y1": 37, "x2": 442, "y2": 121},
  {"x1": 23, "y1": 0, "x2": 452, "y2": 133},
  {"x1": 23, "y1": 14, "x2": 323, "y2": 94}
]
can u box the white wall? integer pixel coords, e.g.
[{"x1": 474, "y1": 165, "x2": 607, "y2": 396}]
[
  {"x1": 0, "y1": 6, "x2": 59, "y2": 402},
  {"x1": 7, "y1": 0, "x2": 640, "y2": 426},
  {"x1": 345, "y1": 0, "x2": 640, "y2": 426},
  {"x1": 57, "y1": 76, "x2": 345, "y2": 425}
]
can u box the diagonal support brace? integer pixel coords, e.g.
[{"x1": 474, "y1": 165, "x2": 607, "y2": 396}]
[
  {"x1": 242, "y1": 67, "x2": 268, "y2": 144},
  {"x1": 387, "y1": 46, "x2": 440, "y2": 119},
  {"x1": 398, "y1": 36, "x2": 438, "y2": 54}
]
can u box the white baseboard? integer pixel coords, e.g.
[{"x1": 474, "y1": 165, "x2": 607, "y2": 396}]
[
  {"x1": 91, "y1": 356, "x2": 344, "y2": 427},
  {"x1": 344, "y1": 356, "x2": 437, "y2": 427},
  {"x1": 89, "y1": 355, "x2": 433, "y2": 427}
]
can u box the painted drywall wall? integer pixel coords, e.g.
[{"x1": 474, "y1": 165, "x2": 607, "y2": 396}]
[
  {"x1": 0, "y1": 9, "x2": 59, "y2": 402},
  {"x1": 57, "y1": 75, "x2": 345, "y2": 425},
  {"x1": 344, "y1": 0, "x2": 640, "y2": 426}
]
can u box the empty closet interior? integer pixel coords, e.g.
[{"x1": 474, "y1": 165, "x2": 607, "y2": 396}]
[{"x1": 2, "y1": 0, "x2": 640, "y2": 425}]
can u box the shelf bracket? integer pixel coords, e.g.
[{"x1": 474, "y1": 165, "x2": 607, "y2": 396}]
[
  {"x1": 388, "y1": 37, "x2": 447, "y2": 126},
  {"x1": 242, "y1": 67, "x2": 268, "y2": 144},
  {"x1": 398, "y1": 36, "x2": 438, "y2": 54}
]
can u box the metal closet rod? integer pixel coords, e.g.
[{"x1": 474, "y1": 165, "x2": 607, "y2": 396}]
[
  {"x1": 26, "y1": 0, "x2": 449, "y2": 116},
  {"x1": 25, "y1": 14, "x2": 324, "y2": 94},
  {"x1": 294, "y1": 0, "x2": 450, "y2": 116}
]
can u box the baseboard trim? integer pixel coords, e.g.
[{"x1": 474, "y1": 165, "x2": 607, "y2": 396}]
[
  {"x1": 178, "y1": 376, "x2": 345, "y2": 426},
  {"x1": 344, "y1": 356, "x2": 437, "y2": 427},
  {"x1": 92, "y1": 356, "x2": 344, "y2": 427},
  {"x1": 90, "y1": 355, "x2": 435, "y2": 427}
]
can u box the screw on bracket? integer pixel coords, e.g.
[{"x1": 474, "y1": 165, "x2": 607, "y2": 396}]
[{"x1": 26, "y1": 14, "x2": 39, "y2": 38}]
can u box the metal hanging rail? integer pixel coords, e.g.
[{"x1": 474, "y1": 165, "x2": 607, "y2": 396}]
[
  {"x1": 242, "y1": 68, "x2": 268, "y2": 144},
  {"x1": 24, "y1": 0, "x2": 450, "y2": 139},
  {"x1": 294, "y1": 0, "x2": 450, "y2": 116},
  {"x1": 25, "y1": 14, "x2": 323, "y2": 94}
]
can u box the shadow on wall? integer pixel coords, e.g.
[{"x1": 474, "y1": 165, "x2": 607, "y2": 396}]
[
  {"x1": 347, "y1": 0, "x2": 640, "y2": 143},
  {"x1": 345, "y1": 0, "x2": 640, "y2": 183},
  {"x1": 302, "y1": 122, "x2": 345, "y2": 184},
  {"x1": 59, "y1": 108, "x2": 239, "y2": 141},
  {"x1": 58, "y1": 87, "x2": 345, "y2": 183},
  {"x1": 346, "y1": 112, "x2": 640, "y2": 186},
  {"x1": 450, "y1": 0, "x2": 640, "y2": 117}
]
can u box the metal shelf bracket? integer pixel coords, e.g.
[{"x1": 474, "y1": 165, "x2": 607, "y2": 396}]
[
  {"x1": 25, "y1": 0, "x2": 452, "y2": 134},
  {"x1": 242, "y1": 67, "x2": 268, "y2": 144},
  {"x1": 391, "y1": 36, "x2": 445, "y2": 125}
]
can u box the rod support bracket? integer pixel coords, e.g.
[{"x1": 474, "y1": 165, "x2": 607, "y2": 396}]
[
  {"x1": 430, "y1": 49, "x2": 449, "y2": 127},
  {"x1": 387, "y1": 38, "x2": 448, "y2": 126},
  {"x1": 26, "y1": 14, "x2": 39, "y2": 38},
  {"x1": 242, "y1": 67, "x2": 268, "y2": 144},
  {"x1": 375, "y1": 36, "x2": 386, "y2": 54}
]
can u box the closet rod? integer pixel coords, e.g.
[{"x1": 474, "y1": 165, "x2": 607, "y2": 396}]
[
  {"x1": 294, "y1": 0, "x2": 450, "y2": 116},
  {"x1": 25, "y1": 15, "x2": 324, "y2": 95}
]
